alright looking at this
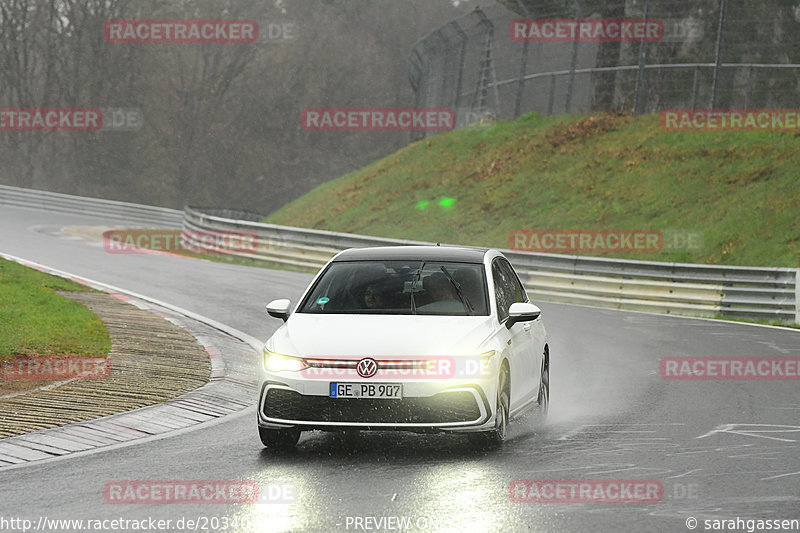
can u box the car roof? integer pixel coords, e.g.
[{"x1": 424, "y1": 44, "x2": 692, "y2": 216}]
[{"x1": 332, "y1": 245, "x2": 490, "y2": 263}]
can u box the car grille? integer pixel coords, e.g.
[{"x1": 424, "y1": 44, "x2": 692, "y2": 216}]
[{"x1": 262, "y1": 388, "x2": 481, "y2": 425}]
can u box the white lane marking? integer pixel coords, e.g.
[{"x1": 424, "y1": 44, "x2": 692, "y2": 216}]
[
  {"x1": 755, "y1": 340, "x2": 797, "y2": 354},
  {"x1": 583, "y1": 465, "x2": 639, "y2": 475},
  {"x1": 698, "y1": 424, "x2": 800, "y2": 443},
  {"x1": 761, "y1": 470, "x2": 800, "y2": 481},
  {"x1": 719, "y1": 431, "x2": 797, "y2": 443},
  {"x1": 670, "y1": 444, "x2": 754, "y2": 455},
  {"x1": 727, "y1": 450, "x2": 788, "y2": 459},
  {"x1": 593, "y1": 300, "x2": 800, "y2": 334},
  {"x1": 557, "y1": 423, "x2": 684, "y2": 440},
  {"x1": 667, "y1": 469, "x2": 703, "y2": 478},
  {"x1": 697, "y1": 424, "x2": 736, "y2": 440}
]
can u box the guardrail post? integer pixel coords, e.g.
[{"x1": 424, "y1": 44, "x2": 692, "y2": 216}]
[{"x1": 796, "y1": 269, "x2": 800, "y2": 325}]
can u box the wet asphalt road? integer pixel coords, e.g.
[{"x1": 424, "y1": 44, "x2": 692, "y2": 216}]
[{"x1": 1, "y1": 205, "x2": 798, "y2": 533}]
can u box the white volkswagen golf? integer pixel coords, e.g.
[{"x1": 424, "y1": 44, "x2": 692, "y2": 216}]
[{"x1": 257, "y1": 245, "x2": 549, "y2": 449}]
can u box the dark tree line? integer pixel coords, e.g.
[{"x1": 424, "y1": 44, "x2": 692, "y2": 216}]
[{"x1": 0, "y1": 0, "x2": 470, "y2": 212}]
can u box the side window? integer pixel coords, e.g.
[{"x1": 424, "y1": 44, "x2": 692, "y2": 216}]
[
  {"x1": 500, "y1": 260, "x2": 527, "y2": 305},
  {"x1": 492, "y1": 259, "x2": 527, "y2": 322},
  {"x1": 492, "y1": 260, "x2": 514, "y2": 322}
]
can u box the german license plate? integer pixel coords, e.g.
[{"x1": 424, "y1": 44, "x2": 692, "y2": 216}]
[{"x1": 330, "y1": 383, "x2": 402, "y2": 399}]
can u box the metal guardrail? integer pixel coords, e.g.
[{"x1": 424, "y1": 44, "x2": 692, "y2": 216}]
[
  {"x1": 0, "y1": 185, "x2": 795, "y2": 324},
  {"x1": 0, "y1": 184, "x2": 183, "y2": 228},
  {"x1": 183, "y1": 206, "x2": 426, "y2": 270},
  {"x1": 183, "y1": 206, "x2": 799, "y2": 325}
]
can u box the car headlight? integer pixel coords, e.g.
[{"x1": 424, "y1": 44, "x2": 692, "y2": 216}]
[{"x1": 264, "y1": 349, "x2": 306, "y2": 372}]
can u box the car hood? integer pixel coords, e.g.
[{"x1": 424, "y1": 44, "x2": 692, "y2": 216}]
[{"x1": 269, "y1": 313, "x2": 495, "y2": 357}]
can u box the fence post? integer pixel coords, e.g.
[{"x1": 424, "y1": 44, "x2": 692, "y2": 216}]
[
  {"x1": 745, "y1": 66, "x2": 755, "y2": 109},
  {"x1": 488, "y1": 23, "x2": 502, "y2": 117},
  {"x1": 565, "y1": 0, "x2": 582, "y2": 113},
  {"x1": 452, "y1": 21, "x2": 468, "y2": 118},
  {"x1": 474, "y1": 11, "x2": 492, "y2": 116},
  {"x1": 691, "y1": 66, "x2": 701, "y2": 108},
  {"x1": 711, "y1": 0, "x2": 727, "y2": 109},
  {"x1": 514, "y1": 0, "x2": 532, "y2": 118},
  {"x1": 633, "y1": 0, "x2": 651, "y2": 114},
  {"x1": 476, "y1": 10, "x2": 501, "y2": 119}
]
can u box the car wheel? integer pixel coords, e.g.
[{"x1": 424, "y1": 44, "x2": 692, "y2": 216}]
[
  {"x1": 259, "y1": 426, "x2": 300, "y2": 450},
  {"x1": 538, "y1": 357, "x2": 549, "y2": 417},
  {"x1": 469, "y1": 368, "x2": 509, "y2": 449}
]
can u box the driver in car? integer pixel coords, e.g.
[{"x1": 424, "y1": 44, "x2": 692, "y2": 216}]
[{"x1": 419, "y1": 272, "x2": 464, "y2": 313}]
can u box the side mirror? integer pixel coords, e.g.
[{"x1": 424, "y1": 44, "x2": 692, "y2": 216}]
[
  {"x1": 506, "y1": 302, "x2": 541, "y2": 329},
  {"x1": 266, "y1": 299, "x2": 291, "y2": 322}
]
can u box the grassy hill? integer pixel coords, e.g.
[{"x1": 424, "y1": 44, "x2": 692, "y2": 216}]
[{"x1": 266, "y1": 112, "x2": 800, "y2": 267}]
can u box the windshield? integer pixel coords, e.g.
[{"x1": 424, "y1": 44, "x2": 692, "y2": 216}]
[{"x1": 298, "y1": 260, "x2": 488, "y2": 316}]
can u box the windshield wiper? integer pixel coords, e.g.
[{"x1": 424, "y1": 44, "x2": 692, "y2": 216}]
[
  {"x1": 409, "y1": 262, "x2": 424, "y2": 315},
  {"x1": 440, "y1": 266, "x2": 475, "y2": 316}
]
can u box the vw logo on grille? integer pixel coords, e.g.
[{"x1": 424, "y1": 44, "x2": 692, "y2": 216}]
[{"x1": 356, "y1": 358, "x2": 378, "y2": 378}]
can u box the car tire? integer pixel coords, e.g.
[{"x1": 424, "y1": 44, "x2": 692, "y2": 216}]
[
  {"x1": 469, "y1": 369, "x2": 509, "y2": 449},
  {"x1": 259, "y1": 426, "x2": 301, "y2": 450}
]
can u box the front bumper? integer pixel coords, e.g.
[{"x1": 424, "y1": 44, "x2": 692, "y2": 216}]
[{"x1": 256, "y1": 376, "x2": 495, "y2": 432}]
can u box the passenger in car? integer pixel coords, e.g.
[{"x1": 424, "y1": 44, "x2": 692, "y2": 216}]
[
  {"x1": 453, "y1": 268, "x2": 483, "y2": 309},
  {"x1": 422, "y1": 272, "x2": 457, "y2": 303},
  {"x1": 363, "y1": 282, "x2": 387, "y2": 309}
]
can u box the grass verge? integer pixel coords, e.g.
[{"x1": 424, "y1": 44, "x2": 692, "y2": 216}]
[{"x1": 0, "y1": 258, "x2": 110, "y2": 360}]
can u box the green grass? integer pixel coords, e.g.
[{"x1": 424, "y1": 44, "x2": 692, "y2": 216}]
[
  {"x1": 266, "y1": 112, "x2": 800, "y2": 267},
  {"x1": 706, "y1": 314, "x2": 800, "y2": 330},
  {"x1": 0, "y1": 259, "x2": 111, "y2": 359}
]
